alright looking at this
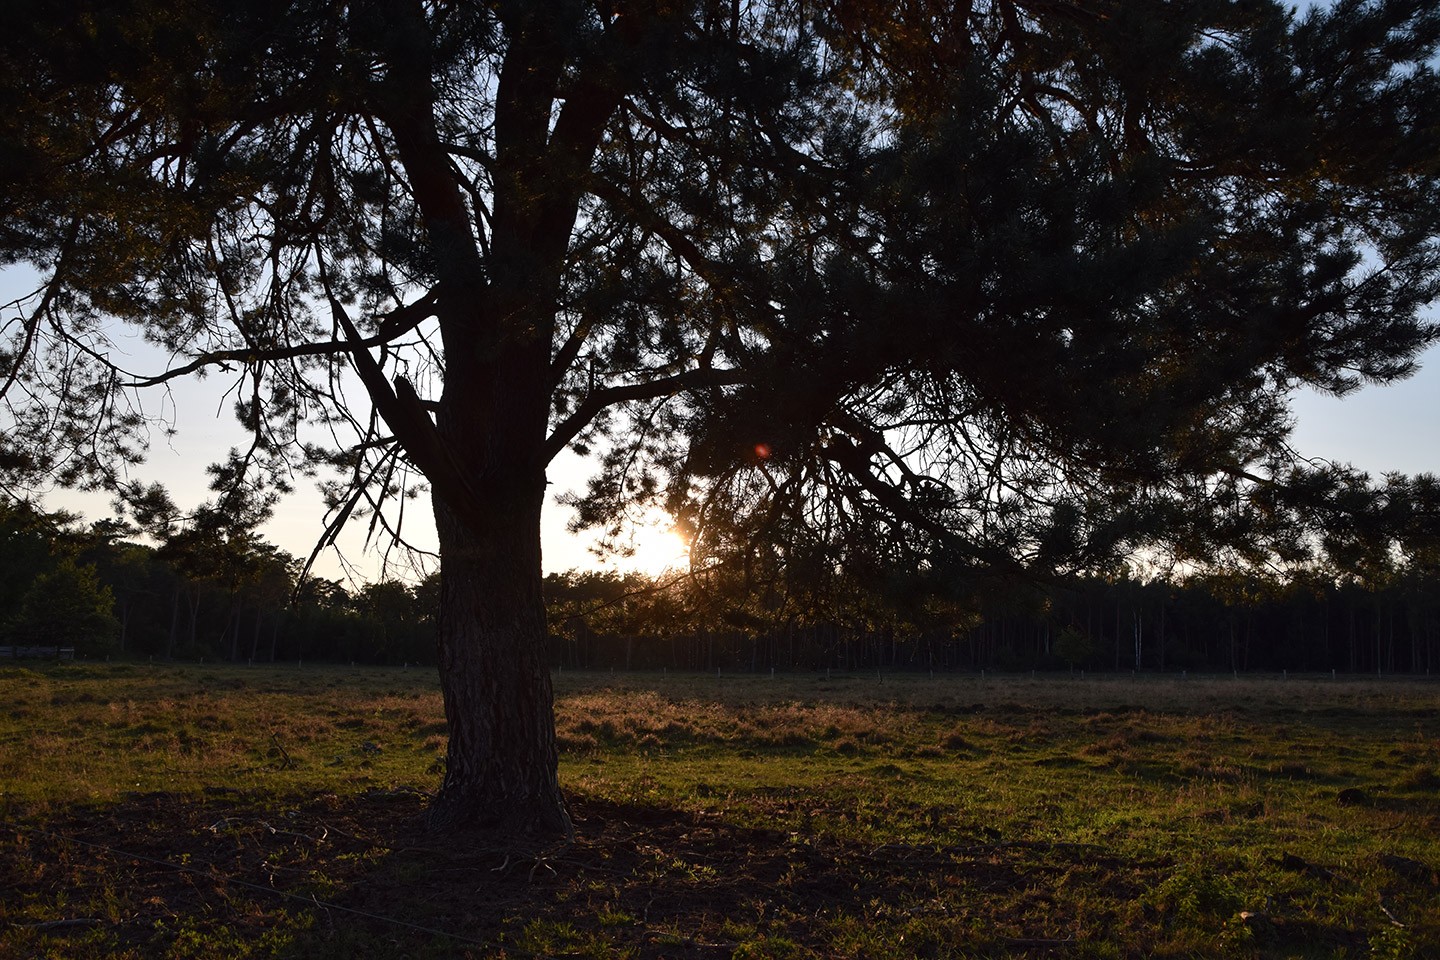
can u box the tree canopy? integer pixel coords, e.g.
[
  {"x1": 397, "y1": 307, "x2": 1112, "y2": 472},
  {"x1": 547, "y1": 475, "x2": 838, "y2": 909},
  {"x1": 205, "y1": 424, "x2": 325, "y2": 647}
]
[{"x1": 3, "y1": 0, "x2": 1439, "y2": 833}]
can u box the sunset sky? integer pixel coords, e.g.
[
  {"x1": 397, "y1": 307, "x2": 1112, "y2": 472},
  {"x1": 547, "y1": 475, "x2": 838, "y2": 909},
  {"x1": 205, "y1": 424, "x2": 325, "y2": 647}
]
[
  {"x1": 5, "y1": 254, "x2": 1438, "y2": 582},
  {"x1": 12, "y1": 319, "x2": 1437, "y2": 584}
]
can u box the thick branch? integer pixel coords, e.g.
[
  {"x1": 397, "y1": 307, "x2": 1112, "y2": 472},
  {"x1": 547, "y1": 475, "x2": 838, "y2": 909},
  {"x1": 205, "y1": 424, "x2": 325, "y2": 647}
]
[
  {"x1": 319, "y1": 270, "x2": 488, "y2": 536},
  {"x1": 530, "y1": 29, "x2": 639, "y2": 266},
  {"x1": 549, "y1": 312, "x2": 596, "y2": 389},
  {"x1": 543, "y1": 366, "x2": 747, "y2": 464},
  {"x1": 380, "y1": 3, "x2": 488, "y2": 296},
  {"x1": 123, "y1": 291, "x2": 439, "y2": 388}
]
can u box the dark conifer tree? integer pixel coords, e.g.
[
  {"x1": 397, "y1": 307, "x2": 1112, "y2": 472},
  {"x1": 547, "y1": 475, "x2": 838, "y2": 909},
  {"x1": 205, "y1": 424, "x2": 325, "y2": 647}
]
[{"x1": 2, "y1": 1, "x2": 1437, "y2": 835}]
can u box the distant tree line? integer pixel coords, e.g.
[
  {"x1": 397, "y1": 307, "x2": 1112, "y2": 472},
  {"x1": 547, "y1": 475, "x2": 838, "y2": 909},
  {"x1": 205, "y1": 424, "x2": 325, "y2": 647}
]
[
  {"x1": 544, "y1": 563, "x2": 1440, "y2": 677},
  {"x1": 3, "y1": 495, "x2": 1436, "y2": 675},
  {"x1": 0, "y1": 498, "x2": 436, "y2": 665}
]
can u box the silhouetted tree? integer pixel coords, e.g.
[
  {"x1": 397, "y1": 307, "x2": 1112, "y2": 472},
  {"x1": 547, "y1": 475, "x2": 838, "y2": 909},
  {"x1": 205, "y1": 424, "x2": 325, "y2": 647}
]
[
  {"x1": 10, "y1": 558, "x2": 121, "y2": 655},
  {"x1": 0, "y1": 499, "x2": 62, "y2": 621},
  {"x1": 4, "y1": 1, "x2": 1438, "y2": 834}
]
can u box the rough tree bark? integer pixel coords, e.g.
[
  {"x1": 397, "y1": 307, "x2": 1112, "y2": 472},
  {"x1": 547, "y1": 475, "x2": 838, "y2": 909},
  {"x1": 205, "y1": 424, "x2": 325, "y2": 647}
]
[
  {"x1": 429, "y1": 488, "x2": 569, "y2": 836},
  {"x1": 421, "y1": 282, "x2": 571, "y2": 834}
]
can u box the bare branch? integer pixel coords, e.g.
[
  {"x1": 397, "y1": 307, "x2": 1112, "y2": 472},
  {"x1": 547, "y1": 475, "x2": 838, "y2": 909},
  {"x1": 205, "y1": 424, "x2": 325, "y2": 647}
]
[
  {"x1": 543, "y1": 366, "x2": 747, "y2": 464},
  {"x1": 316, "y1": 257, "x2": 487, "y2": 537},
  {"x1": 121, "y1": 291, "x2": 439, "y2": 388},
  {"x1": 1, "y1": 220, "x2": 80, "y2": 403}
]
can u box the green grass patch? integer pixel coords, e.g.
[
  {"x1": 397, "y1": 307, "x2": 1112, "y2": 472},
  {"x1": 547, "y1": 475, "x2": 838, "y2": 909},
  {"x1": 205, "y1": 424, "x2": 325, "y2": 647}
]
[{"x1": 2, "y1": 663, "x2": 1437, "y2": 957}]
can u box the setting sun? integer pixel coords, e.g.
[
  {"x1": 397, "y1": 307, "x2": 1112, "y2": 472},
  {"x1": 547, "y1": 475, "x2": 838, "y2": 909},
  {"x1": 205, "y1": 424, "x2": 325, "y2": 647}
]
[{"x1": 615, "y1": 517, "x2": 691, "y2": 575}]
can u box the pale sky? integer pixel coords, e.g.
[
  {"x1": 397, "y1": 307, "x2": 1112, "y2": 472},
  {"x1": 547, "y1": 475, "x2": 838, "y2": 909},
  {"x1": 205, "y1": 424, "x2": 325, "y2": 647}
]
[
  {"x1": 0, "y1": 303, "x2": 684, "y2": 580},
  {"x1": 1289, "y1": 345, "x2": 1440, "y2": 479}
]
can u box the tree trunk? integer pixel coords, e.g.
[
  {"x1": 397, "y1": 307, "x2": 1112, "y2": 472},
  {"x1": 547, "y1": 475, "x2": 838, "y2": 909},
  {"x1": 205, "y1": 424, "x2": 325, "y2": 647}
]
[
  {"x1": 376, "y1": 3, "x2": 630, "y2": 831},
  {"x1": 186, "y1": 589, "x2": 201, "y2": 654},
  {"x1": 422, "y1": 286, "x2": 570, "y2": 836},
  {"x1": 427, "y1": 484, "x2": 569, "y2": 836},
  {"x1": 250, "y1": 608, "x2": 263, "y2": 662},
  {"x1": 227, "y1": 595, "x2": 241, "y2": 662},
  {"x1": 167, "y1": 587, "x2": 181, "y2": 659},
  {"x1": 1158, "y1": 602, "x2": 1166, "y2": 673}
]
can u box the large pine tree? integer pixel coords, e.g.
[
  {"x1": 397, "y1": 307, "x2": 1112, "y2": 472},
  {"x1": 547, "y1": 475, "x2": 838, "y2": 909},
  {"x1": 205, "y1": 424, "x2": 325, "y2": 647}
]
[{"x1": 2, "y1": 0, "x2": 1437, "y2": 835}]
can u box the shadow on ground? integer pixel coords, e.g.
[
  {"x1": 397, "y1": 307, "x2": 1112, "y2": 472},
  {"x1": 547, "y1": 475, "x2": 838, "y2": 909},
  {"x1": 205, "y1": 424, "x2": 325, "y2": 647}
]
[{"x1": 1, "y1": 789, "x2": 1392, "y2": 958}]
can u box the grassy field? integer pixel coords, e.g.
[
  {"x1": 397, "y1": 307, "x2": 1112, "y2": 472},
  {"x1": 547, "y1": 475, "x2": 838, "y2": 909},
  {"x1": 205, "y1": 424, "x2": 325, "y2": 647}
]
[{"x1": 1, "y1": 663, "x2": 1437, "y2": 959}]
